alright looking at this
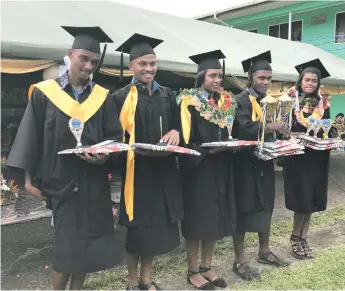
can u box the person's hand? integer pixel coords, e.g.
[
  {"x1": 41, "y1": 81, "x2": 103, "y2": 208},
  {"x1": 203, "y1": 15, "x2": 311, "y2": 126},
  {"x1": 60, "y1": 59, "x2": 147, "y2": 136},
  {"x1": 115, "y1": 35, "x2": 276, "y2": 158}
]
[
  {"x1": 76, "y1": 151, "x2": 110, "y2": 164},
  {"x1": 25, "y1": 182, "x2": 42, "y2": 199},
  {"x1": 161, "y1": 130, "x2": 179, "y2": 146},
  {"x1": 266, "y1": 122, "x2": 291, "y2": 136}
]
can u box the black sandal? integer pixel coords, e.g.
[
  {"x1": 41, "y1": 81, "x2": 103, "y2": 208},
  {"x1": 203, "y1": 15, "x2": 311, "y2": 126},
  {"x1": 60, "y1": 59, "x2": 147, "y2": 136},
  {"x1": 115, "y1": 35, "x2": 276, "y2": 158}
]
[
  {"x1": 257, "y1": 251, "x2": 290, "y2": 267},
  {"x1": 300, "y1": 238, "x2": 315, "y2": 259},
  {"x1": 199, "y1": 266, "x2": 227, "y2": 288},
  {"x1": 139, "y1": 281, "x2": 161, "y2": 290},
  {"x1": 232, "y1": 262, "x2": 261, "y2": 281},
  {"x1": 290, "y1": 234, "x2": 306, "y2": 260},
  {"x1": 187, "y1": 270, "x2": 215, "y2": 290}
]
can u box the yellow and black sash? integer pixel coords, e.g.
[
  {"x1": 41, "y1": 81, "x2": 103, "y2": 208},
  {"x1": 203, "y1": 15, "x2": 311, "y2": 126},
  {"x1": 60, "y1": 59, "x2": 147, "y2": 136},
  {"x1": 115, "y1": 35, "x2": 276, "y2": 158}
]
[
  {"x1": 119, "y1": 85, "x2": 138, "y2": 222},
  {"x1": 28, "y1": 79, "x2": 109, "y2": 123},
  {"x1": 179, "y1": 94, "x2": 226, "y2": 144},
  {"x1": 249, "y1": 95, "x2": 263, "y2": 122}
]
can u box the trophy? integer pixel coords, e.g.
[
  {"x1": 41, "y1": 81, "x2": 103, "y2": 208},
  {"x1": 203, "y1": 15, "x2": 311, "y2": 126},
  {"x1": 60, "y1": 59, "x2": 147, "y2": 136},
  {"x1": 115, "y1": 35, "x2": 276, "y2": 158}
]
[
  {"x1": 226, "y1": 115, "x2": 234, "y2": 140},
  {"x1": 320, "y1": 119, "x2": 332, "y2": 139},
  {"x1": 277, "y1": 90, "x2": 293, "y2": 125},
  {"x1": 69, "y1": 118, "x2": 84, "y2": 148},
  {"x1": 312, "y1": 119, "x2": 321, "y2": 138},
  {"x1": 157, "y1": 116, "x2": 168, "y2": 146},
  {"x1": 306, "y1": 116, "x2": 316, "y2": 136},
  {"x1": 260, "y1": 91, "x2": 279, "y2": 123},
  {"x1": 258, "y1": 91, "x2": 279, "y2": 150}
]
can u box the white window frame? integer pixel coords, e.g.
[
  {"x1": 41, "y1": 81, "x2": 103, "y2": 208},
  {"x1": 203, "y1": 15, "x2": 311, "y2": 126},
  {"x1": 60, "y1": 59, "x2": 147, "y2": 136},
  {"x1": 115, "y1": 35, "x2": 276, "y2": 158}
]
[
  {"x1": 268, "y1": 19, "x2": 303, "y2": 41},
  {"x1": 334, "y1": 11, "x2": 345, "y2": 44}
]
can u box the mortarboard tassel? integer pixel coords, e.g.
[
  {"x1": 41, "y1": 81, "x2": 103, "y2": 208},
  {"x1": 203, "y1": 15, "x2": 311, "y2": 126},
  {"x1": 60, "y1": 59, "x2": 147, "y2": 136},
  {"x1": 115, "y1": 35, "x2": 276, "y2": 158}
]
[
  {"x1": 120, "y1": 51, "x2": 124, "y2": 84},
  {"x1": 222, "y1": 59, "x2": 225, "y2": 86},
  {"x1": 95, "y1": 43, "x2": 107, "y2": 73}
]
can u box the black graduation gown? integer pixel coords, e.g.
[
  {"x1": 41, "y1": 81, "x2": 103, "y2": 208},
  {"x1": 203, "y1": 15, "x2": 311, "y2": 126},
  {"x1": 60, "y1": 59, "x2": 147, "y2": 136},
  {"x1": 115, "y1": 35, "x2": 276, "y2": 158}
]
[
  {"x1": 232, "y1": 90, "x2": 275, "y2": 233},
  {"x1": 112, "y1": 83, "x2": 183, "y2": 256},
  {"x1": 179, "y1": 106, "x2": 236, "y2": 241},
  {"x1": 283, "y1": 111, "x2": 330, "y2": 213},
  {"x1": 6, "y1": 77, "x2": 123, "y2": 273}
]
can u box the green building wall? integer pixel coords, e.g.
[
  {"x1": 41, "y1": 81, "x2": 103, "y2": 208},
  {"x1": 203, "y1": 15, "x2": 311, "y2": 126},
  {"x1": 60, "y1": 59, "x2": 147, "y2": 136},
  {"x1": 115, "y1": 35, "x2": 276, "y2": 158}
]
[
  {"x1": 224, "y1": 1, "x2": 345, "y2": 59},
  {"x1": 331, "y1": 94, "x2": 345, "y2": 119}
]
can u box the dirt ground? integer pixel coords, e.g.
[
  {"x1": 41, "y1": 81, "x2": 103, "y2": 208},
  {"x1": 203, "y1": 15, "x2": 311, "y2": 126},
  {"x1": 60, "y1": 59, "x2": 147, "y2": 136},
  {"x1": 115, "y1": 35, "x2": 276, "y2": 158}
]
[
  {"x1": 1, "y1": 153, "x2": 345, "y2": 290},
  {"x1": 164, "y1": 219, "x2": 345, "y2": 290}
]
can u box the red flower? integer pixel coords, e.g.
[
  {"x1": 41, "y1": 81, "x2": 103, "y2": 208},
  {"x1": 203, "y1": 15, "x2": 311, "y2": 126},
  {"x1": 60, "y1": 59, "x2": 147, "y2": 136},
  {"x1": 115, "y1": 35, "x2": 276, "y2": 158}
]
[
  {"x1": 222, "y1": 93, "x2": 232, "y2": 110},
  {"x1": 208, "y1": 99, "x2": 217, "y2": 108},
  {"x1": 223, "y1": 98, "x2": 231, "y2": 110}
]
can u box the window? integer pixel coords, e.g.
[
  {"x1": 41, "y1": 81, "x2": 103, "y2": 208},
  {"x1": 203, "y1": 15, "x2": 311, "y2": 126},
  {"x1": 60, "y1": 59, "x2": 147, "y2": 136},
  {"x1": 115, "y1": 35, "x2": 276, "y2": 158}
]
[
  {"x1": 248, "y1": 29, "x2": 258, "y2": 33},
  {"x1": 335, "y1": 12, "x2": 345, "y2": 43},
  {"x1": 269, "y1": 20, "x2": 302, "y2": 41}
]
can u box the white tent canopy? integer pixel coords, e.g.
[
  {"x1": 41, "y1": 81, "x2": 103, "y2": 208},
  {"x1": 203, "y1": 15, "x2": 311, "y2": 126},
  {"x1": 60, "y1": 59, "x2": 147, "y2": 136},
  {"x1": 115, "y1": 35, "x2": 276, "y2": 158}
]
[{"x1": 1, "y1": 0, "x2": 345, "y2": 85}]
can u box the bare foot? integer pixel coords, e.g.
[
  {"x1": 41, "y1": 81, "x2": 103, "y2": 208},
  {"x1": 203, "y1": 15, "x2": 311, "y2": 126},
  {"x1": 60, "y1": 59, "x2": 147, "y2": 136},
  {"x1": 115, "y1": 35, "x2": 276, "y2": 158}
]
[
  {"x1": 199, "y1": 269, "x2": 219, "y2": 282},
  {"x1": 188, "y1": 272, "x2": 210, "y2": 288}
]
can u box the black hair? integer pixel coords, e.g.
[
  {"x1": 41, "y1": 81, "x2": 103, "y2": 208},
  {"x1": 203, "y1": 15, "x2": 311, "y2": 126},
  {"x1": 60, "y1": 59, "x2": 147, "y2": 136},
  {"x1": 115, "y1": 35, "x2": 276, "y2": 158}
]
[
  {"x1": 336, "y1": 113, "x2": 344, "y2": 118},
  {"x1": 195, "y1": 69, "x2": 221, "y2": 99},
  {"x1": 247, "y1": 61, "x2": 272, "y2": 88},
  {"x1": 195, "y1": 70, "x2": 206, "y2": 88},
  {"x1": 295, "y1": 66, "x2": 321, "y2": 97}
]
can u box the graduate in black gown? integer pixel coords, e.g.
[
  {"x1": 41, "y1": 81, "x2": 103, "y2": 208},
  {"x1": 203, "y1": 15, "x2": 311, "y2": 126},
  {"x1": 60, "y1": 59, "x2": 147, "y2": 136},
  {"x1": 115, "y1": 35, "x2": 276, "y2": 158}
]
[
  {"x1": 113, "y1": 34, "x2": 183, "y2": 291},
  {"x1": 6, "y1": 26, "x2": 123, "y2": 290},
  {"x1": 283, "y1": 59, "x2": 332, "y2": 260},
  {"x1": 178, "y1": 50, "x2": 235, "y2": 290},
  {"x1": 231, "y1": 51, "x2": 290, "y2": 281}
]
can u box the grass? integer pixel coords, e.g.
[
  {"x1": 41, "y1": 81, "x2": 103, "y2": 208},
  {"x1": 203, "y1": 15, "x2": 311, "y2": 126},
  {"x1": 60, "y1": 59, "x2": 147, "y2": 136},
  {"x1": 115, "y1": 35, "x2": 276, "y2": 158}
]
[
  {"x1": 84, "y1": 206, "x2": 345, "y2": 290},
  {"x1": 214, "y1": 205, "x2": 345, "y2": 256},
  {"x1": 238, "y1": 245, "x2": 345, "y2": 290}
]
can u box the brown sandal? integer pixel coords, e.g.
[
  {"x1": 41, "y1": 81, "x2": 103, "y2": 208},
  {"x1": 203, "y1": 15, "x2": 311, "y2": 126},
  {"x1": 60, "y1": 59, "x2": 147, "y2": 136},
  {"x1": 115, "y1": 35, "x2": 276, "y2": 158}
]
[{"x1": 290, "y1": 234, "x2": 305, "y2": 259}]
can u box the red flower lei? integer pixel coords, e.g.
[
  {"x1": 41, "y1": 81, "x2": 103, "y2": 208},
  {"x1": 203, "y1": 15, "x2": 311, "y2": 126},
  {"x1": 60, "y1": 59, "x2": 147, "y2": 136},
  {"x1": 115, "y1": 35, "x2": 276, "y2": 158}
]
[{"x1": 206, "y1": 90, "x2": 232, "y2": 110}]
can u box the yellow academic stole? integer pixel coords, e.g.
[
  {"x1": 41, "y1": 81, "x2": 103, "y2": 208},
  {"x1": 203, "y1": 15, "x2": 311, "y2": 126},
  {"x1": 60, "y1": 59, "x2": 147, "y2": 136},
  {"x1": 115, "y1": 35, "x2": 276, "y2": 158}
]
[
  {"x1": 28, "y1": 79, "x2": 109, "y2": 123},
  {"x1": 119, "y1": 85, "x2": 138, "y2": 222},
  {"x1": 179, "y1": 94, "x2": 226, "y2": 144},
  {"x1": 249, "y1": 95, "x2": 263, "y2": 122}
]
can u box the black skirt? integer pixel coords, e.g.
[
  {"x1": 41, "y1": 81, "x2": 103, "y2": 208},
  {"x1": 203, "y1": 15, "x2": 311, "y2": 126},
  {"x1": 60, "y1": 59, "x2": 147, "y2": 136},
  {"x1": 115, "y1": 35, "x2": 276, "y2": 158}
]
[
  {"x1": 283, "y1": 148, "x2": 330, "y2": 213},
  {"x1": 180, "y1": 154, "x2": 236, "y2": 241},
  {"x1": 236, "y1": 210, "x2": 272, "y2": 233},
  {"x1": 125, "y1": 221, "x2": 180, "y2": 256},
  {"x1": 52, "y1": 211, "x2": 119, "y2": 274}
]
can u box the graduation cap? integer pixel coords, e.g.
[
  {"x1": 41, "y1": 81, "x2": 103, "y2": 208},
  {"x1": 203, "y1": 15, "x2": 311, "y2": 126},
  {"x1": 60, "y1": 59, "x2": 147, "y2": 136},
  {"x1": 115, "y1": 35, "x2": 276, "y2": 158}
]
[
  {"x1": 115, "y1": 33, "x2": 164, "y2": 82},
  {"x1": 241, "y1": 50, "x2": 272, "y2": 73},
  {"x1": 62, "y1": 26, "x2": 113, "y2": 72},
  {"x1": 295, "y1": 58, "x2": 330, "y2": 79},
  {"x1": 189, "y1": 50, "x2": 226, "y2": 77}
]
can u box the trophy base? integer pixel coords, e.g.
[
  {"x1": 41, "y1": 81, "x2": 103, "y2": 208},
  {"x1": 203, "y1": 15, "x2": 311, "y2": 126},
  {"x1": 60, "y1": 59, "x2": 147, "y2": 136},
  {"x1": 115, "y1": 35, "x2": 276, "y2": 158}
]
[{"x1": 75, "y1": 144, "x2": 88, "y2": 149}]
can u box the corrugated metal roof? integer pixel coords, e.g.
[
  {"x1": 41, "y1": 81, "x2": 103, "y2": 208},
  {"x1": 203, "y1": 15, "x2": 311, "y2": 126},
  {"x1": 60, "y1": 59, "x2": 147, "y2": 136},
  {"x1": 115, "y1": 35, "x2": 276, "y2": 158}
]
[
  {"x1": 194, "y1": 0, "x2": 277, "y2": 21},
  {"x1": 1, "y1": 0, "x2": 345, "y2": 85}
]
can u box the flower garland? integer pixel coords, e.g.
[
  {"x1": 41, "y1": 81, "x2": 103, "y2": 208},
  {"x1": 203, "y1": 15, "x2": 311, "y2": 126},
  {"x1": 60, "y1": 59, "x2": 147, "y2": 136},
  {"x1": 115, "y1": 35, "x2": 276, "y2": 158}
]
[
  {"x1": 296, "y1": 95, "x2": 324, "y2": 128},
  {"x1": 288, "y1": 86, "x2": 324, "y2": 128},
  {"x1": 177, "y1": 87, "x2": 236, "y2": 128}
]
